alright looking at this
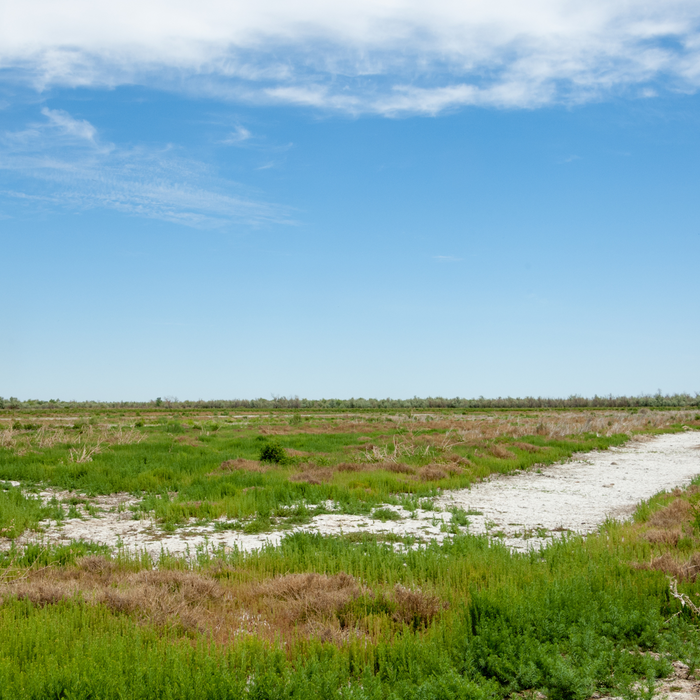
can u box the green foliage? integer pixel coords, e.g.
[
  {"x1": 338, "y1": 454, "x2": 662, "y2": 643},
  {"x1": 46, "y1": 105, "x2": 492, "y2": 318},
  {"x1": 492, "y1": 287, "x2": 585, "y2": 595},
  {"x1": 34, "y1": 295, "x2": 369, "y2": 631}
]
[
  {"x1": 0, "y1": 528, "x2": 697, "y2": 699},
  {"x1": 372, "y1": 507, "x2": 402, "y2": 521},
  {"x1": 0, "y1": 407, "x2": 698, "y2": 698},
  {"x1": 450, "y1": 507, "x2": 471, "y2": 527},
  {"x1": 259, "y1": 442, "x2": 287, "y2": 464},
  {"x1": 0, "y1": 486, "x2": 49, "y2": 538}
]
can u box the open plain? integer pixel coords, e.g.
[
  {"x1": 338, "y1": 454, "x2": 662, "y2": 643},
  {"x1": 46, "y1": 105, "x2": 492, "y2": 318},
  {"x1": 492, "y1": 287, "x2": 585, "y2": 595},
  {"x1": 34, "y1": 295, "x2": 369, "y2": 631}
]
[{"x1": 0, "y1": 405, "x2": 699, "y2": 700}]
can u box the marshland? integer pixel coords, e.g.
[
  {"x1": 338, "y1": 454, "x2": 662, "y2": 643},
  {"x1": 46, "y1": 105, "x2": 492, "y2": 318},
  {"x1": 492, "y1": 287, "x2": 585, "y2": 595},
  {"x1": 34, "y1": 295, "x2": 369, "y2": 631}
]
[{"x1": 0, "y1": 399, "x2": 699, "y2": 700}]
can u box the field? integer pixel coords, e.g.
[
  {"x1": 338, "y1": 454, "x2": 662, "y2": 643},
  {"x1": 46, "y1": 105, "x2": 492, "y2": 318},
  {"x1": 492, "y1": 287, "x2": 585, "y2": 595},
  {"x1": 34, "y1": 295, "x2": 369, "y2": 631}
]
[{"x1": 0, "y1": 405, "x2": 699, "y2": 699}]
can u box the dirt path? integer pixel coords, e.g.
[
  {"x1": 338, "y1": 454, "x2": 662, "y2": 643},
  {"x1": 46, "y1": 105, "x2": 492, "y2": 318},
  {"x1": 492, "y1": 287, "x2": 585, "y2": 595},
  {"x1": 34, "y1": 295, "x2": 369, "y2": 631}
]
[
  {"x1": 437, "y1": 429, "x2": 700, "y2": 550},
  {"x1": 4, "y1": 430, "x2": 699, "y2": 558}
]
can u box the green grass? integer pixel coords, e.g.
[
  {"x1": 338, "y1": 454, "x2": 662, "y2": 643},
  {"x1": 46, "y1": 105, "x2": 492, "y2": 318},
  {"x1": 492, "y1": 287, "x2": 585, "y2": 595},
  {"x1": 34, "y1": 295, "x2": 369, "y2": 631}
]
[
  {"x1": 0, "y1": 485, "x2": 51, "y2": 538},
  {"x1": 1, "y1": 409, "x2": 699, "y2": 698},
  {"x1": 0, "y1": 410, "x2": 668, "y2": 535},
  {"x1": 0, "y1": 516, "x2": 698, "y2": 700}
]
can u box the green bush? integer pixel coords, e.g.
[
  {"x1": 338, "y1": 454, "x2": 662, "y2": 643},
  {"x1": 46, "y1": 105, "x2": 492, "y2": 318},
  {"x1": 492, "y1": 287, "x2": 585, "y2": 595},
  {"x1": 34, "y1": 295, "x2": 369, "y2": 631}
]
[{"x1": 259, "y1": 442, "x2": 287, "y2": 464}]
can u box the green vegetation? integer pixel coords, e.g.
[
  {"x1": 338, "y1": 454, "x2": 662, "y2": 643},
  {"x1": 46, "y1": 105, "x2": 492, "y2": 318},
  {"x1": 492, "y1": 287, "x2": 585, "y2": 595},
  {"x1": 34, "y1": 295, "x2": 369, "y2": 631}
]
[
  {"x1": 2, "y1": 393, "x2": 699, "y2": 410},
  {"x1": 260, "y1": 441, "x2": 289, "y2": 464},
  {"x1": 0, "y1": 407, "x2": 698, "y2": 698},
  {"x1": 1, "y1": 406, "x2": 697, "y2": 535},
  {"x1": 0, "y1": 486, "x2": 699, "y2": 699},
  {"x1": 0, "y1": 485, "x2": 50, "y2": 539}
]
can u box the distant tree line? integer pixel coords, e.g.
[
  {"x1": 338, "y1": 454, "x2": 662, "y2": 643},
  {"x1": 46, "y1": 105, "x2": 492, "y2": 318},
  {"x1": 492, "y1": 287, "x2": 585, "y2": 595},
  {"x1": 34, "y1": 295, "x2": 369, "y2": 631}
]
[{"x1": 1, "y1": 394, "x2": 698, "y2": 410}]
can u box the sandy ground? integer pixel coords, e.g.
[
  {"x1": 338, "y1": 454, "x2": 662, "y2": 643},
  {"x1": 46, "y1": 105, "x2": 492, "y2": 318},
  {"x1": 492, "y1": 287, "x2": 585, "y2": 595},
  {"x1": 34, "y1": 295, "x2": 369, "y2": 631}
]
[
  {"x1": 606, "y1": 660, "x2": 700, "y2": 700},
  {"x1": 2, "y1": 430, "x2": 699, "y2": 559}
]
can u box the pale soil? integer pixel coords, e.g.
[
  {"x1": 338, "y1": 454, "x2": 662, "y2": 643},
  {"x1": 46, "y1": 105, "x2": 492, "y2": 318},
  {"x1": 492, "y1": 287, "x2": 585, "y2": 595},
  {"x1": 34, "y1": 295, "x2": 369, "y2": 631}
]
[
  {"x1": 2, "y1": 430, "x2": 698, "y2": 559},
  {"x1": 602, "y1": 660, "x2": 700, "y2": 700}
]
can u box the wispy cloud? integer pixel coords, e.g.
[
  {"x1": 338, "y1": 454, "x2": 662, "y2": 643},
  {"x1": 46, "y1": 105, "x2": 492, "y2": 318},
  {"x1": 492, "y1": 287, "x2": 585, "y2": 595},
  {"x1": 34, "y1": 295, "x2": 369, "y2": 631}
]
[
  {"x1": 0, "y1": 109, "x2": 292, "y2": 227},
  {"x1": 41, "y1": 107, "x2": 97, "y2": 142},
  {"x1": 221, "y1": 124, "x2": 252, "y2": 145},
  {"x1": 2, "y1": 1, "x2": 700, "y2": 114}
]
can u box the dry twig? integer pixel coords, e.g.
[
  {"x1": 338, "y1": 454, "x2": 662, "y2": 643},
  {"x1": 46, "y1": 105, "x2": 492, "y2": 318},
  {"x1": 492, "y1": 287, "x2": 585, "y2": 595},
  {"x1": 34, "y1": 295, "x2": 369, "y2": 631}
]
[{"x1": 668, "y1": 576, "x2": 700, "y2": 616}]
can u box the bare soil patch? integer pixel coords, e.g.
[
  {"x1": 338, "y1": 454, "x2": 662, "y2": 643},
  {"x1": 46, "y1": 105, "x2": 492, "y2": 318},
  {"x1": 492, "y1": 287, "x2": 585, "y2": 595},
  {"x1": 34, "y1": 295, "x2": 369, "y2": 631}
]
[{"x1": 2, "y1": 431, "x2": 698, "y2": 558}]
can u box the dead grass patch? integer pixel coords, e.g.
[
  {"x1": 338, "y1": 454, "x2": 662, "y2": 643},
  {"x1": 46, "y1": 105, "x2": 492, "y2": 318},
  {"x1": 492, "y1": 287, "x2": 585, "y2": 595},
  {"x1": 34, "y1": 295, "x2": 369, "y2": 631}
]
[
  {"x1": 418, "y1": 465, "x2": 448, "y2": 481},
  {"x1": 334, "y1": 461, "x2": 415, "y2": 475},
  {"x1": 489, "y1": 445, "x2": 516, "y2": 459},
  {"x1": 392, "y1": 584, "x2": 447, "y2": 628},
  {"x1": 336, "y1": 462, "x2": 365, "y2": 472},
  {"x1": 285, "y1": 449, "x2": 312, "y2": 457},
  {"x1": 630, "y1": 490, "x2": 700, "y2": 580},
  {"x1": 250, "y1": 574, "x2": 446, "y2": 638},
  {"x1": 510, "y1": 441, "x2": 544, "y2": 453},
  {"x1": 384, "y1": 462, "x2": 415, "y2": 474},
  {"x1": 1, "y1": 558, "x2": 230, "y2": 636},
  {"x1": 0, "y1": 561, "x2": 448, "y2": 647},
  {"x1": 175, "y1": 436, "x2": 201, "y2": 447},
  {"x1": 647, "y1": 499, "x2": 692, "y2": 529},
  {"x1": 254, "y1": 572, "x2": 362, "y2": 623},
  {"x1": 259, "y1": 421, "x2": 395, "y2": 436},
  {"x1": 633, "y1": 553, "x2": 700, "y2": 581},
  {"x1": 219, "y1": 458, "x2": 267, "y2": 473},
  {"x1": 644, "y1": 529, "x2": 683, "y2": 547}
]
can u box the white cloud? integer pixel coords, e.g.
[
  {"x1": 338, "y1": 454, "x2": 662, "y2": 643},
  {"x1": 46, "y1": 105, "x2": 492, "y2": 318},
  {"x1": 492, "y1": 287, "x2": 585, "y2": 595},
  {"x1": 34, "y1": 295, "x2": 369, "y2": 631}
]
[
  {"x1": 221, "y1": 125, "x2": 252, "y2": 144},
  {"x1": 41, "y1": 107, "x2": 97, "y2": 141},
  {"x1": 1, "y1": 1, "x2": 700, "y2": 114},
  {"x1": 0, "y1": 109, "x2": 292, "y2": 227}
]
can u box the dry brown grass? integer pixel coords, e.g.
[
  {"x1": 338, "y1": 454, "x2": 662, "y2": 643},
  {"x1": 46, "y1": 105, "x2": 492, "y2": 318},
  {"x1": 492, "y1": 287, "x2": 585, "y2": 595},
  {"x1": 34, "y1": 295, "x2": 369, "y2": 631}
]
[
  {"x1": 289, "y1": 468, "x2": 334, "y2": 484},
  {"x1": 633, "y1": 552, "x2": 700, "y2": 581},
  {"x1": 385, "y1": 462, "x2": 416, "y2": 474},
  {"x1": 643, "y1": 529, "x2": 683, "y2": 547},
  {"x1": 218, "y1": 458, "x2": 268, "y2": 473},
  {"x1": 335, "y1": 462, "x2": 365, "y2": 472},
  {"x1": 418, "y1": 465, "x2": 448, "y2": 481},
  {"x1": 0, "y1": 560, "x2": 446, "y2": 647},
  {"x1": 285, "y1": 448, "x2": 313, "y2": 457},
  {"x1": 259, "y1": 421, "x2": 393, "y2": 436},
  {"x1": 254, "y1": 572, "x2": 361, "y2": 623},
  {"x1": 629, "y1": 490, "x2": 700, "y2": 580},
  {"x1": 647, "y1": 499, "x2": 692, "y2": 528},
  {"x1": 1, "y1": 558, "x2": 230, "y2": 636},
  {"x1": 0, "y1": 423, "x2": 144, "y2": 457},
  {"x1": 392, "y1": 584, "x2": 447, "y2": 628},
  {"x1": 290, "y1": 461, "x2": 417, "y2": 479},
  {"x1": 489, "y1": 445, "x2": 516, "y2": 459},
  {"x1": 510, "y1": 441, "x2": 544, "y2": 453}
]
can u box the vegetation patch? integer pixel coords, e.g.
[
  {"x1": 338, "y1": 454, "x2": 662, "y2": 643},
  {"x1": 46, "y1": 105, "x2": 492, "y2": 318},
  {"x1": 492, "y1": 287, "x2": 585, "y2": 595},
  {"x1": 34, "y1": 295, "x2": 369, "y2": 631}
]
[{"x1": 0, "y1": 407, "x2": 699, "y2": 698}]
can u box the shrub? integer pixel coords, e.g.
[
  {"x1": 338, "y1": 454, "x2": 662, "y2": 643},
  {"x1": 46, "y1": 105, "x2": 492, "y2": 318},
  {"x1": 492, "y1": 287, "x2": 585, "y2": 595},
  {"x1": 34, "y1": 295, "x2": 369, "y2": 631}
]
[{"x1": 259, "y1": 442, "x2": 287, "y2": 464}]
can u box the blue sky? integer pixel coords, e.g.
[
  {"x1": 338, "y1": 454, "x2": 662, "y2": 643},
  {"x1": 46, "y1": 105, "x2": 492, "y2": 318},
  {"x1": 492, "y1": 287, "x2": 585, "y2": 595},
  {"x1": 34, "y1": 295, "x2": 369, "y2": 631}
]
[{"x1": 1, "y1": 1, "x2": 699, "y2": 401}]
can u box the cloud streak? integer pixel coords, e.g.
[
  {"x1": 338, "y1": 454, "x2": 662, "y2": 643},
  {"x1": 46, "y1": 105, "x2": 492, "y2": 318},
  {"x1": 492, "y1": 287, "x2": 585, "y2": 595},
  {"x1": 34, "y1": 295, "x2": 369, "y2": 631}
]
[
  {"x1": 221, "y1": 125, "x2": 253, "y2": 145},
  {"x1": 0, "y1": 110, "x2": 292, "y2": 227},
  {"x1": 2, "y1": 1, "x2": 700, "y2": 114}
]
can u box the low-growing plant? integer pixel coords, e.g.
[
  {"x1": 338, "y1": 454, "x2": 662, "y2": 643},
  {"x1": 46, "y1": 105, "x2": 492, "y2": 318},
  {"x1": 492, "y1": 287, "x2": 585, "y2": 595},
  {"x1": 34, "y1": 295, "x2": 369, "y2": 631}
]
[
  {"x1": 450, "y1": 506, "x2": 470, "y2": 527},
  {"x1": 372, "y1": 507, "x2": 402, "y2": 521},
  {"x1": 259, "y1": 442, "x2": 287, "y2": 464}
]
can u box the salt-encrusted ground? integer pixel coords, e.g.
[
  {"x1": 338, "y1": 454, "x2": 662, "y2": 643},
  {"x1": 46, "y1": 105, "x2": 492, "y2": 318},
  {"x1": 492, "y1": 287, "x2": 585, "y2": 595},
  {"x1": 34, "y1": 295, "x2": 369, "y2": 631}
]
[{"x1": 2, "y1": 430, "x2": 698, "y2": 558}]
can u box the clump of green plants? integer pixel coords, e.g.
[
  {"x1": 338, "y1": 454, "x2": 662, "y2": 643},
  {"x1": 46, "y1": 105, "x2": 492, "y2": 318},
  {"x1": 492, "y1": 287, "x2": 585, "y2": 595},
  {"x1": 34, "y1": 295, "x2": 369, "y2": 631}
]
[
  {"x1": 450, "y1": 506, "x2": 470, "y2": 527},
  {"x1": 259, "y1": 442, "x2": 287, "y2": 464},
  {"x1": 0, "y1": 487, "x2": 48, "y2": 538},
  {"x1": 372, "y1": 507, "x2": 402, "y2": 521}
]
